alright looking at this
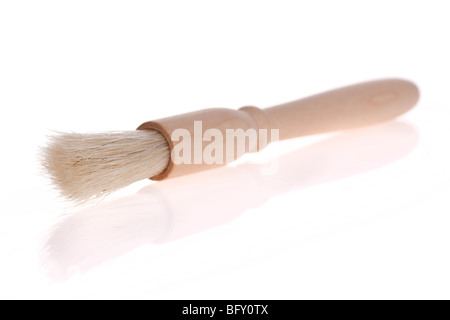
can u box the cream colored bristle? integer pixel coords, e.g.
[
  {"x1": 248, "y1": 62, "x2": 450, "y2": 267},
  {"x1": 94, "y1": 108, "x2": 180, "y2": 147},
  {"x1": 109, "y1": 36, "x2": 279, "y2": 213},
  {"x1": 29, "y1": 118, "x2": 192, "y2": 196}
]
[{"x1": 42, "y1": 130, "x2": 170, "y2": 204}]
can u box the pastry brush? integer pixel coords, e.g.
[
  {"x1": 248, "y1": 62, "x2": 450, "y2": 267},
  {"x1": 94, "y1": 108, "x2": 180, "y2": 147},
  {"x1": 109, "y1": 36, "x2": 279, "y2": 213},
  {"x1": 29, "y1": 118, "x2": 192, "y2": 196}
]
[{"x1": 42, "y1": 79, "x2": 419, "y2": 203}]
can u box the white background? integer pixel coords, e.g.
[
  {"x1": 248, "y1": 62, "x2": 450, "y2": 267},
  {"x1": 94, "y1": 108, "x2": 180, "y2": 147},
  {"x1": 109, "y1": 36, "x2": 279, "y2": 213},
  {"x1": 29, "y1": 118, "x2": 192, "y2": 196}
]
[{"x1": 0, "y1": 1, "x2": 449, "y2": 299}]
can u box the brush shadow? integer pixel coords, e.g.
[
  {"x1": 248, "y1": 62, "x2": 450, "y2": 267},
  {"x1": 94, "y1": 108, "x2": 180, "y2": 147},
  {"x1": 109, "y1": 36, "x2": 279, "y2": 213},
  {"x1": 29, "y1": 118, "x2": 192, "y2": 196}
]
[{"x1": 42, "y1": 120, "x2": 419, "y2": 280}]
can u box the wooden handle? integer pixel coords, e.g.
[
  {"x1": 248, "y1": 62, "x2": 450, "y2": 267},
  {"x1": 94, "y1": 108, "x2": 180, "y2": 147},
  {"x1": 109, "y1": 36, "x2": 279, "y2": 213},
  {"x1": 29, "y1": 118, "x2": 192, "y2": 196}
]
[
  {"x1": 138, "y1": 79, "x2": 419, "y2": 180},
  {"x1": 263, "y1": 79, "x2": 419, "y2": 140}
]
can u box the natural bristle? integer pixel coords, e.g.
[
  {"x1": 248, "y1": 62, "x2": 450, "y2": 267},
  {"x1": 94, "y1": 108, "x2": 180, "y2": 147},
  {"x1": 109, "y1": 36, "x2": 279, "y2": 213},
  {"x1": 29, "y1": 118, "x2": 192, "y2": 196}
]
[{"x1": 42, "y1": 130, "x2": 170, "y2": 203}]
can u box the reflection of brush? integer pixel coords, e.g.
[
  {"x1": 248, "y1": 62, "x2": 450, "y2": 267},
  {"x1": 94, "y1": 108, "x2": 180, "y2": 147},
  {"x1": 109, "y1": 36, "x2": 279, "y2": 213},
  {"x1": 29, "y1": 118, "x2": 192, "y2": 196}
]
[
  {"x1": 45, "y1": 121, "x2": 418, "y2": 279},
  {"x1": 42, "y1": 79, "x2": 419, "y2": 203}
]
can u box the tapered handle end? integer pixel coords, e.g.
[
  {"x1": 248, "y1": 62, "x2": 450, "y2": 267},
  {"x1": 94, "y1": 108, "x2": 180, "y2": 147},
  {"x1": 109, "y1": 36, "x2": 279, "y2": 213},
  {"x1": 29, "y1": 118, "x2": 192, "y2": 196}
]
[{"x1": 264, "y1": 79, "x2": 419, "y2": 140}]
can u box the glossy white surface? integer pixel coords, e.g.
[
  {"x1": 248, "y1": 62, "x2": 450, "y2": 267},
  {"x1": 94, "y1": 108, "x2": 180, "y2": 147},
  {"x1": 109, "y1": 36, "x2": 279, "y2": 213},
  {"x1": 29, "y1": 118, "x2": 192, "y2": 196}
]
[{"x1": 0, "y1": 1, "x2": 449, "y2": 299}]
